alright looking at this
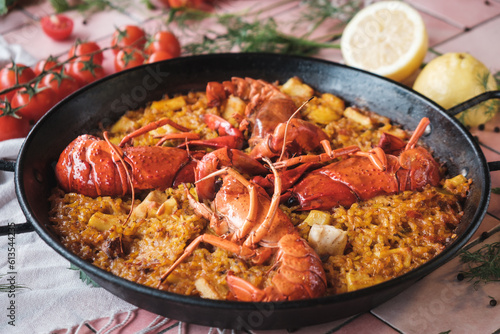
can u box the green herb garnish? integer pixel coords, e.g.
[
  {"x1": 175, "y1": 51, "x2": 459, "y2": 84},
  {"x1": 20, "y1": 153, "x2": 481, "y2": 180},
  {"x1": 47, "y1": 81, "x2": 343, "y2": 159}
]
[
  {"x1": 0, "y1": 274, "x2": 29, "y2": 292},
  {"x1": 69, "y1": 263, "x2": 100, "y2": 287},
  {"x1": 459, "y1": 241, "x2": 500, "y2": 288},
  {"x1": 492, "y1": 187, "x2": 500, "y2": 194}
]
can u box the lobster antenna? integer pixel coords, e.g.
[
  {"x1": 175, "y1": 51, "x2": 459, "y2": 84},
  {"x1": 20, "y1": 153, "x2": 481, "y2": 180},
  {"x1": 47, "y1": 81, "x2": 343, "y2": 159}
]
[
  {"x1": 278, "y1": 96, "x2": 314, "y2": 162},
  {"x1": 103, "y1": 131, "x2": 136, "y2": 226}
]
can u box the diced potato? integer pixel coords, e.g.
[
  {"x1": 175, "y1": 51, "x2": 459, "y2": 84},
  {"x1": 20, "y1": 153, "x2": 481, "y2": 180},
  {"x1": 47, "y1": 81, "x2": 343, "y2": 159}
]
[
  {"x1": 344, "y1": 107, "x2": 372, "y2": 127},
  {"x1": 308, "y1": 224, "x2": 347, "y2": 257},
  {"x1": 443, "y1": 174, "x2": 471, "y2": 197},
  {"x1": 110, "y1": 116, "x2": 137, "y2": 134},
  {"x1": 281, "y1": 77, "x2": 314, "y2": 99},
  {"x1": 150, "y1": 96, "x2": 186, "y2": 111},
  {"x1": 306, "y1": 93, "x2": 344, "y2": 124},
  {"x1": 88, "y1": 212, "x2": 118, "y2": 232},
  {"x1": 303, "y1": 210, "x2": 332, "y2": 226},
  {"x1": 345, "y1": 271, "x2": 385, "y2": 292},
  {"x1": 222, "y1": 95, "x2": 246, "y2": 127},
  {"x1": 195, "y1": 278, "x2": 221, "y2": 300}
]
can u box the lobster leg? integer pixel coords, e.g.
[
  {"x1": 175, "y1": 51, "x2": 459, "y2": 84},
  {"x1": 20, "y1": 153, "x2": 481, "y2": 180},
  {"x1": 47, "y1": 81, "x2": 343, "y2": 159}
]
[
  {"x1": 243, "y1": 158, "x2": 281, "y2": 248},
  {"x1": 405, "y1": 117, "x2": 430, "y2": 150},
  {"x1": 273, "y1": 142, "x2": 360, "y2": 168},
  {"x1": 158, "y1": 234, "x2": 257, "y2": 288},
  {"x1": 119, "y1": 118, "x2": 191, "y2": 146}
]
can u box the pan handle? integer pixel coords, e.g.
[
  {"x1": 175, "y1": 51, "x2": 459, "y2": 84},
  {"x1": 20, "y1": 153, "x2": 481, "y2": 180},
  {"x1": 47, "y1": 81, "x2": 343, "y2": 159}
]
[
  {"x1": 0, "y1": 159, "x2": 16, "y2": 172},
  {"x1": 0, "y1": 159, "x2": 35, "y2": 236},
  {"x1": 489, "y1": 161, "x2": 500, "y2": 172},
  {"x1": 446, "y1": 90, "x2": 500, "y2": 116}
]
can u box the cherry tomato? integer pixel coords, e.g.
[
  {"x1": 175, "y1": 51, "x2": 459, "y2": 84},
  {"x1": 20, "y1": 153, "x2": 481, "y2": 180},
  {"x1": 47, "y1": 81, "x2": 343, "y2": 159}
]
[
  {"x1": 148, "y1": 50, "x2": 174, "y2": 63},
  {"x1": 0, "y1": 63, "x2": 36, "y2": 101},
  {"x1": 167, "y1": 0, "x2": 214, "y2": 10},
  {"x1": 41, "y1": 71, "x2": 80, "y2": 101},
  {"x1": 68, "y1": 41, "x2": 104, "y2": 65},
  {"x1": 0, "y1": 114, "x2": 31, "y2": 141},
  {"x1": 111, "y1": 25, "x2": 146, "y2": 54},
  {"x1": 65, "y1": 60, "x2": 105, "y2": 85},
  {"x1": 11, "y1": 86, "x2": 57, "y2": 124},
  {"x1": 145, "y1": 31, "x2": 181, "y2": 58},
  {"x1": 34, "y1": 56, "x2": 61, "y2": 76},
  {"x1": 40, "y1": 14, "x2": 74, "y2": 41},
  {"x1": 114, "y1": 48, "x2": 145, "y2": 72}
]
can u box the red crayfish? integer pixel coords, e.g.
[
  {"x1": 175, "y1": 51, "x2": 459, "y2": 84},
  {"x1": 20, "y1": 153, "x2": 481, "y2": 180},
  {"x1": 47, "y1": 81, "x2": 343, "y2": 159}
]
[
  {"x1": 55, "y1": 118, "x2": 265, "y2": 198},
  {"x1": 159, "y1": 158, "x2": 327, "y2": 301},
  {"x1": 272, "y1": 117, "x2": 441, "y2": 210}
]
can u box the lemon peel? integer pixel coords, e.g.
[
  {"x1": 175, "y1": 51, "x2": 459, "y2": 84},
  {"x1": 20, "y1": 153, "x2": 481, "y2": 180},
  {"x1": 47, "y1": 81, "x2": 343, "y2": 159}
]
[{"x1": 413, "y1": 52, "x2": 499, "y2": 127}]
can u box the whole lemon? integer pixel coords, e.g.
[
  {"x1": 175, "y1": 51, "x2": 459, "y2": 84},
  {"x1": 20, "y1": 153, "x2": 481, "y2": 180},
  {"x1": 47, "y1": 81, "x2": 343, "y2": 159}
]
[{"x1": 413, "y1": 52, "x2": 498, "y2": 127}]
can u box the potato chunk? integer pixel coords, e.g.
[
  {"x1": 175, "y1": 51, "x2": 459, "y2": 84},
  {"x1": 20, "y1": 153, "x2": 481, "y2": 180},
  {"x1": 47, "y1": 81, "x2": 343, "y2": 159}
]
[{"x1": 308, "y1": 224, "x2": 347, "y2": 257}]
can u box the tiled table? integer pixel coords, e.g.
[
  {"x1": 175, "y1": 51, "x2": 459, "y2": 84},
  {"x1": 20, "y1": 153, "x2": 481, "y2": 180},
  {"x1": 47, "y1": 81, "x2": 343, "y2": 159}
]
[{"x1": 1, "y1": 0, "x2": 499, "y2": 333}]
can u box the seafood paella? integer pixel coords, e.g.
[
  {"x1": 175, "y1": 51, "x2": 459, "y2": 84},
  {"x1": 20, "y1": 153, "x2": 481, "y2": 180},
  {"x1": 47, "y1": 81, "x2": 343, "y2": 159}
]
[{"x1": 49, "y1": 77, "x2": 470, "y2": 301}]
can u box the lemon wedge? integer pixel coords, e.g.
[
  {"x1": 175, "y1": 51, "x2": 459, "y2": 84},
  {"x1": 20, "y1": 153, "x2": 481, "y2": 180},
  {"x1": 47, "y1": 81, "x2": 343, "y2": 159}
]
[{"x1": 341, "y1": 1, "x2": 428, "y2": 82}]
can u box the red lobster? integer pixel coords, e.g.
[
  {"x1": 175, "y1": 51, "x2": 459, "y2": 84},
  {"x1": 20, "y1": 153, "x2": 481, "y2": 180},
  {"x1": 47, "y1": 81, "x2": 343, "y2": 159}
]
[
  {"x1": 201, "y1": 77, "x2": 330, "y2": 159},
  {"x1": 55, "y1": 118, "x2": 266, "y2": 198},
  {"x1": 158, "y1": 156, "x2": 327, "y2": 301},
  {"x1": 273, "y1": 117, "x2": 441, "y2": 211}
]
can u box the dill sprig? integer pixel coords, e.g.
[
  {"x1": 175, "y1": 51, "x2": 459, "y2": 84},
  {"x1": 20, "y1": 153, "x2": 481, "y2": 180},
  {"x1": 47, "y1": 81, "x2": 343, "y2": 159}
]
[
  {"x1": 298, "y1": 0, "x2": 363, "y2": 38},
  {"x1": 183, "y1": 15, "x2": 340, "y2": 56},
  {"x1": 459, "y1": 241, "x2": 500, "y2": 288}
]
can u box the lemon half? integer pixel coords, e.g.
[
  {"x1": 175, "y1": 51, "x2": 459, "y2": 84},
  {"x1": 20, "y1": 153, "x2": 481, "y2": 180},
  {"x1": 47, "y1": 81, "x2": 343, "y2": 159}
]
[{"x1": 341, "y1": 1, "x2": 428, "y2": 82}]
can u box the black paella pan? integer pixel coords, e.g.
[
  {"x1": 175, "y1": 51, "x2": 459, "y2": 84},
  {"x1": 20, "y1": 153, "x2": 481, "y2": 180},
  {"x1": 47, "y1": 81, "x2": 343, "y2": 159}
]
[{"x1": 1, "y1": 53, "x2": 499, "y2": 330}]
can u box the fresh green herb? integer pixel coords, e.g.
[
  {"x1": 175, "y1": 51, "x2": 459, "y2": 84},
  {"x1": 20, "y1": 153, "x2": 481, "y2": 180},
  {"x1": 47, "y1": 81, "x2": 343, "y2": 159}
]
[
  {"x1": 171, "y1": 0, "x2": 364, "y2": 56},
  {"x1": 49, "y1": 0, "x2": 131, "y2": 15},
  {"x1": 69, "y1": 263, "x2": 100, "y2": 287},
  {"x1": 439, "y1": 331, "x2": 451, "y2": 334},
  {"x1": 182, "y1": 15, "x2": 340, "y2": 56},
  {"x1": 0, "y1": 274, "x2": 29, "y2": 292},
  {"x1": 492, "y1": 187, "x2": 500, "y2": 195},
  {"x1": 459, "y1": 241, "x2": 500, "y2": 288},
  {"x1": 298, "y1": 0, "x2": 362, "y2": 38}
]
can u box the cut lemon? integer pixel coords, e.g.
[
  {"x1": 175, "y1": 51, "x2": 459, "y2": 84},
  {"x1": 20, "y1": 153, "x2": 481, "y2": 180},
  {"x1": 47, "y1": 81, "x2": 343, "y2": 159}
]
[{"x1": 341, "y1": 1, "x2": 428, "y2": 82}]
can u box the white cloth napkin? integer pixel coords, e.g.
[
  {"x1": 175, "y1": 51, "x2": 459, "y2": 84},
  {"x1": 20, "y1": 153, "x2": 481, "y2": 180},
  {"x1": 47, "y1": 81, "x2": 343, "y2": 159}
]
[{"x1": 0, "y1": 138, "x2": 137, "y2": 334}]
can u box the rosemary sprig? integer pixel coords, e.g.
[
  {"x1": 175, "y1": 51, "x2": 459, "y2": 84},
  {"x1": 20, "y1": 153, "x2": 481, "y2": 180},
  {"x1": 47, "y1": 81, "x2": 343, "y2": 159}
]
[
  {"x1": 493, "y1": 188, "x2": 500, "y2": 195},
  {"x1": 459, "y1": 241, "x2": 500, "y2": 288}
]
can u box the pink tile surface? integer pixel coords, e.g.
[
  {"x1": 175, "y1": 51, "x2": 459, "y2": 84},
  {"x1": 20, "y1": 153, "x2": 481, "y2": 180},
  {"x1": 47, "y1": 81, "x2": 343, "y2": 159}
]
[
  {"x1": 0, "y1": 9, "x2": 34, "y2": 34},
  {"x1": 419, "y1": 10, "x2": 462, "y2": 47},
  {"x1": 373, "y1": 219, "x2": 500, "y2": 334},
  {"x1": 335, "y1": 313, "x2": 399, "y2": 334},
  {"x1": 21, "y1": 0, "x2": 55, "y2": 19},
  {"x1": 2, "y1": 9, "x2": 140, "y2": 64},
  {"x1": 406, "y1": 0, "x2": 500, "y2": 28},
  {"x1": 432, "y1": 15, "x2": 500, "y2": 73}
]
